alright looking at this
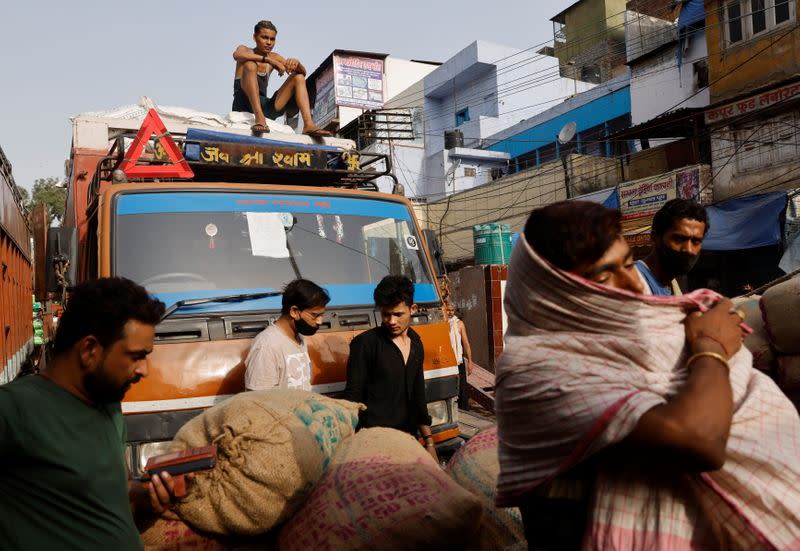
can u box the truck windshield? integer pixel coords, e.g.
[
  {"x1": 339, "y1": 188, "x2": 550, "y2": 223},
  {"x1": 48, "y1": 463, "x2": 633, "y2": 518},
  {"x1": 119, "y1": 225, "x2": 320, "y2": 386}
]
[{"x1": 113, "y1": 191, "x2": 435, "y2": 305}]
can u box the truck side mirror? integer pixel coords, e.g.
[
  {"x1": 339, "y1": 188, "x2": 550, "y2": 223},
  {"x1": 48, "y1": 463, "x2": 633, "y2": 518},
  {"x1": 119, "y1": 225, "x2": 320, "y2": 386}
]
[
  {"x1": 422, "y1": 229, "x2": 446, "y2": 278},
  {"x1": 45, "y1": 228, "x2": 77, "y2": 295}
]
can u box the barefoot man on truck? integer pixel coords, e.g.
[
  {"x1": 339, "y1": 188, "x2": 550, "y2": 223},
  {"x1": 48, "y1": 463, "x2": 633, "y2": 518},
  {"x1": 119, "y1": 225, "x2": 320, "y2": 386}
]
[{"x1": 232, "y1": 20, "x2": 331, "y2": 137}]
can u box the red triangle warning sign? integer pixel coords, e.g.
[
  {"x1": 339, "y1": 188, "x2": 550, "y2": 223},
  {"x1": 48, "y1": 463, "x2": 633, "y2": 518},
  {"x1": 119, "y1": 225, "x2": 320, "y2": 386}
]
[{"x1": 118, "y1": 109, "x2": 194, "y2": 179}]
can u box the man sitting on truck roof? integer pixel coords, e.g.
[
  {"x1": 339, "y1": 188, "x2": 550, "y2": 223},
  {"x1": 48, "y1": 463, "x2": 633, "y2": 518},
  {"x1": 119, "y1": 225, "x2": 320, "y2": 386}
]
[
  {"x1": 232, "y1": 20, "x2": 331, "y2": 137},
  {"x1": 0, "y1": 278, "x2": 180, "y2": 551},
  {"x1": 244, "y1": 279, "x2": 330, "y2": 391}
]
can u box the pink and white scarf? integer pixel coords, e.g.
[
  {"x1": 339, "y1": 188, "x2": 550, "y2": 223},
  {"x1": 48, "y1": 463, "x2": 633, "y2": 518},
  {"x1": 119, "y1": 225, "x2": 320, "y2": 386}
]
[{"x1": 495, "y1": 235, "x2": 800, "y2": 550}]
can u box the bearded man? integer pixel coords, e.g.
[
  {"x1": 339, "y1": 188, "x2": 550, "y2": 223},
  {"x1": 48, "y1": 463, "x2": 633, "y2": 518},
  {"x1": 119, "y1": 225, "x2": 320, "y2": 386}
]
[
  {"x1": 637, "y1": 198, "x2": 708, "y2": 296},
  {"x1": 0, "y1": 278, "x2": 179, "y2": 551}
]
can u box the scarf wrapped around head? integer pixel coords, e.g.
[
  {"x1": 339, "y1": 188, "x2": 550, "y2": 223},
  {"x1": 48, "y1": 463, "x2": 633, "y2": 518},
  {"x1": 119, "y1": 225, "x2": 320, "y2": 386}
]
[{"x1": 495, "y1": 235, "x2": 800, "y2": 550}]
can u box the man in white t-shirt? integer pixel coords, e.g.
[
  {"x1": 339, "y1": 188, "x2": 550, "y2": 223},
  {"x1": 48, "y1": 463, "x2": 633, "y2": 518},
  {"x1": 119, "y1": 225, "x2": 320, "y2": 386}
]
[{"x1": 244, "y1": 279, "x2": 330, "y2": 391}]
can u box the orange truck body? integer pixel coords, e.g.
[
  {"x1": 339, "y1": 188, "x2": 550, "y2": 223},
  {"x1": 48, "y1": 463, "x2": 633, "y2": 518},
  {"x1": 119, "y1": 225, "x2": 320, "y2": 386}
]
[
  {"x1": 0, "y1": 146, "x2": 33, "y2": 385},
  {"x1": 59, "y1": 113, "x2": 460, "y2": 476}
]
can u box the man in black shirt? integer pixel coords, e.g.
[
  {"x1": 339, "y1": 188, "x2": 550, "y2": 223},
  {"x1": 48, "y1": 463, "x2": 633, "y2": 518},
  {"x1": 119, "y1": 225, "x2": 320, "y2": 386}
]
[{"x1": 344, "y1": 276, "x2": 438, "y2": 462}]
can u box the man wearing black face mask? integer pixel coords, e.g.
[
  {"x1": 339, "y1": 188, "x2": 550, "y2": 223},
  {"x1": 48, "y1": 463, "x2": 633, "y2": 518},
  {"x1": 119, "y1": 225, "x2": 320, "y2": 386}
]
[
  {"x1": 245, "y1": 279, "x2": 330, "y2": 391},
  {"x1": 636, "y1": 199, "x2": 709, "y2": 296}
]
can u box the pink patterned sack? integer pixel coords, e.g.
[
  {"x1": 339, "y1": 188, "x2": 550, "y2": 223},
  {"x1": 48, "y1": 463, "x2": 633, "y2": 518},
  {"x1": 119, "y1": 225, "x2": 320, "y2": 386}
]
[{"x1": 278, "y1": 427, "x2": 482, "y2": 551}]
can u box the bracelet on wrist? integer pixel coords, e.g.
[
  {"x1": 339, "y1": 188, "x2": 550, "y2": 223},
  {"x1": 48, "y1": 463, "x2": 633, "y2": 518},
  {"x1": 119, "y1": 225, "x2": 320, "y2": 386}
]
[
  {"x1": 692, "y1": 334, "x2": 729, "y2": 357},
  {"x1": 686, "y1": 351, "x2": 729, "y2": 371}
]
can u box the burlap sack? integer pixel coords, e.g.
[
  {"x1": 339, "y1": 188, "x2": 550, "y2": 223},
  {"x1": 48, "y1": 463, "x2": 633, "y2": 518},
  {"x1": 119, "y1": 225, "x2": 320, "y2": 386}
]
[
  {"x1": 171, "y1": 390, "x2": 363, "y2": 536},
  {"x1": 140, "y1": 516, "x2": 271, "y2": 550},
  {"x1": 277, "y1": 427, "x2": 483, "y2": 551},
  {"x1": 447, "y1": 427, "x2": 526, "y2": 551},
  {"x1": 761, "y1": 277, "x2": 800, "y2": 354},
  {"x1": 777, "y1": 355, "x2": 800, "y2": 411},
  {"x1": 777, "y1": 355, "x2": 800, "y2": 392},
  {"x1": 732, "y1": 295, "x2": 777, "y2": 373}
]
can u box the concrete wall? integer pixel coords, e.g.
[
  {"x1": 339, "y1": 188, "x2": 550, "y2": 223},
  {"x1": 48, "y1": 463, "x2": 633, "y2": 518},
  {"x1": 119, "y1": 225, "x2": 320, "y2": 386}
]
[
  {"x1": 447, "y1": 266, "x2": 490, "y2": 369},
  {"x1": 705, "y1": 0, "x2": 800, "y2": 103},
  {"x1": 629, "y1": 32, "x2": 709, "y2": 126},
  {"x1": 486, "y1": 74, "x2": 630, "y2": 159},
  {"x1": 417, "y1": 41, "x2": 591, "y2": 197},
  {"x1": 554, "y1": 0, "x2": 627, "y2": 82},
  {"x1": 447, "y1": 264, "x2": 508, "y2": 372},
  {"x1": 704, "y1": 0, "x2": 800, "y2": 199},
  {"x1": 385, "y1": 77, "x2": 425, "y2": 109},
  {"x1": 414, "y1": 160, "x2": 568, "y2": 261},
  {"x1": 624, "y1": 9, "x2": 676, "y2": 63},
  {"x1": 384, "y1": 58, "x2": 438, "y2": 100},
  {"x1": 570, "y1": 153, "x2": 623, "y2": 194},
  {"x1": 555, "y1": 0, "x2": 626, "y2": 62},
  {"x1": 710, "y1": 105, "x2": 800, "y2": 200},
  {"x1": 414, "y1": 153, "x2": 620, "y2": 262}
]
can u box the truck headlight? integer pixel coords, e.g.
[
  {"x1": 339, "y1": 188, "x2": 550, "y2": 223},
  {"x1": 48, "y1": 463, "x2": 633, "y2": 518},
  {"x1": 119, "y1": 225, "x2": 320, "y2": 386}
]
[
  {"x1": 126, "y1": 441, "x2": 175, "y2": 478},
  {"x1": 427, "y1": 400, "x2": 449, "y2": 427},
  {"x1": 449, "y1": 397, "x2": 459, "y2": 424}
]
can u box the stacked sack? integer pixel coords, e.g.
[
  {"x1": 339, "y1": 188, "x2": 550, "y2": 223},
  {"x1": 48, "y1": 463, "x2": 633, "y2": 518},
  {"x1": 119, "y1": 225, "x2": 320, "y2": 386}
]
[
  {"x1": 277, "y1": 427, "x2": 483, "y2": 550},
  {"x1": 760, "y1": 276, "x2": 800, "y2": 408},
  {"x1": 732, "y1": 294, "x2": 777, "y2": 373},
  {"x1": 446, "y1": 427, "x2": 526, "y2": 551},
  {"x1": 139, "y1": 516, "x2": 271, "y2": 551},
  {"x1": 169, "y1": 390, "x2": 363, "y2": 536}
]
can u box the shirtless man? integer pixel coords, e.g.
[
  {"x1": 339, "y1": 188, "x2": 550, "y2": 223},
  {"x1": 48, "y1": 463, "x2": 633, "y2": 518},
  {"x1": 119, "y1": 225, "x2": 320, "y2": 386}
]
[{"x1": 232, "y1": 20, "x2": 330, "y2": 136}]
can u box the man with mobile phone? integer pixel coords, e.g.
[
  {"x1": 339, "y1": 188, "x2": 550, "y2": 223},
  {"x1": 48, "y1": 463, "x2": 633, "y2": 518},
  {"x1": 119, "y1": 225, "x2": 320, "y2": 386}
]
[{"x1": 0, "y1": 278, "x2": 178, "y2": 550}]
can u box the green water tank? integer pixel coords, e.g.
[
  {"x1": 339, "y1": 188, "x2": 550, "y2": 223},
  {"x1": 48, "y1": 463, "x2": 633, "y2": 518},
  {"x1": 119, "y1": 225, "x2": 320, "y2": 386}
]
[{"x1": 473, "y1": 223, "x2": 513, "y2": 265}]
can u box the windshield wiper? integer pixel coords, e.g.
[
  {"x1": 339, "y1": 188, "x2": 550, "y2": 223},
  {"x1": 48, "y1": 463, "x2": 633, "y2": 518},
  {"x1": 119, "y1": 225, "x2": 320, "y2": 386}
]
[{"x1": 160, "y1": 291, "x2": 283, "y2": 322}]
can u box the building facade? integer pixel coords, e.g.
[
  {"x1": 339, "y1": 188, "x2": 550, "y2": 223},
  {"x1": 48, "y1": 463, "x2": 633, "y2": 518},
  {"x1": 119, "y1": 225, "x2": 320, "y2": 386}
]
[
  {"x1": 303, "y1": 50, "x2": 438, "y2": 133},
  {"x1": 419, "y1": 40, "x2": 593, "y2": 198},
  {"x1": 485, "y1": 72, "x2": 631, "y2": 192},
  {"x1": 552, "y1": 0, "x2": 629, "y2": 83},
  {"x1": 704, "y1": 0, "x2": 800, "y2": 200}
]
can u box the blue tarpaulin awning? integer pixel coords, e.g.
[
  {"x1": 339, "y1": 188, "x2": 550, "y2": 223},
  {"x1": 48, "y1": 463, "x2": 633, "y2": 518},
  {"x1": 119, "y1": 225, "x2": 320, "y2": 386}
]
[
  {"x1": 677, "y1": 0, "x2": 705, "y2": 70},
  {"x1": 703, "y1": 192, "x2": 788, "y2": 251},
  {"x1": 679, "y1": 0, "x2": 705, "y2": 33}
]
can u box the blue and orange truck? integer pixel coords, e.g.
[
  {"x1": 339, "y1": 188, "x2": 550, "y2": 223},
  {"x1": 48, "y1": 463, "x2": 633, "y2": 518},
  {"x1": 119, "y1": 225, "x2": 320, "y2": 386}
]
[{"x1": 50, "y1": 107, "x2": 461, "y2": 477}]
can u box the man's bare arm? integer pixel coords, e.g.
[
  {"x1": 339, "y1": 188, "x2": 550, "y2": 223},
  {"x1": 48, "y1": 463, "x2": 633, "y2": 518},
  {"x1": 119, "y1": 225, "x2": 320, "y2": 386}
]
[
  {"x1": 625, "y1": 300, "x2": 742, "y2": 472},
  {"x1": 419, "y1": 424, "x2": 439, "y2": 463},
  {"x1": 458, "y1": 320, "x2": 473, "y2": 375},
  {"x1": 232, "y1": 46, "x2": 286, "y2": 74}
]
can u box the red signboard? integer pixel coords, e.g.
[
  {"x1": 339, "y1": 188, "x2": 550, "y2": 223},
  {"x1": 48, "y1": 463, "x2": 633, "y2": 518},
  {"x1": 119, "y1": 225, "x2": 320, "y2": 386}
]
[{"x1": 705, "y1": 81, "x2": 800, "y2": 124}]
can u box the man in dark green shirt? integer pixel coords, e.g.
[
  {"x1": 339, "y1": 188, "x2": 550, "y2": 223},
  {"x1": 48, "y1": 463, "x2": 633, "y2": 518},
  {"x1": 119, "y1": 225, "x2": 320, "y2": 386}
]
[{"x1": 0, "y1": 278, "x2": 177, "y2": 550}]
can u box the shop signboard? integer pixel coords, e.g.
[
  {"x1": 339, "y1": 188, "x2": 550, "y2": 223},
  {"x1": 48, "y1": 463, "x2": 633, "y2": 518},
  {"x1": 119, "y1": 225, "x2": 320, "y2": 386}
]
[
  {"x1": 618, "y1": 173, "x2": 678, "y2": 220},
  {"x1": 333, "y1": 54, "x2": 385, "y2": 110},
  {"x1": 313, "y1": 65, "x2": 336, "y2": 128}
]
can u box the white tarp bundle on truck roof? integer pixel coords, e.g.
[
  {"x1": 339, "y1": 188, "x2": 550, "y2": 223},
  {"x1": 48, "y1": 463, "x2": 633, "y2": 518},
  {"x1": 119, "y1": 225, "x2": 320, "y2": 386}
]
[
  {"x1": 76, "y1": 96, "x2": 296, "y2": 134},
  {"x1": 70, "y1": 96, "x2": 356, "y2": 150}
]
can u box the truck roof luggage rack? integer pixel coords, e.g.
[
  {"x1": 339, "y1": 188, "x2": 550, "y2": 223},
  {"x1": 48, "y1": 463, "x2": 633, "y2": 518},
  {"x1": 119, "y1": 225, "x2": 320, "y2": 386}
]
[
  {"x1": 92, "y1": 133, "x2": 391, "y2": 187},
  {"x1": 86, "y1": 134, "x2": 398, "y2": 210},
  {"x1": 86, "y1": 109, "x2": 400, "y2": 210}
]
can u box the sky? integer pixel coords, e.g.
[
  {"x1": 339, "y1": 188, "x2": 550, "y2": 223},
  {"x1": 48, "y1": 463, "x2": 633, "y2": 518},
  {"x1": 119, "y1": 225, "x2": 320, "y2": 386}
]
[{"x1": 0, "y1": 0, "x2": 576, "y2": 191}]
